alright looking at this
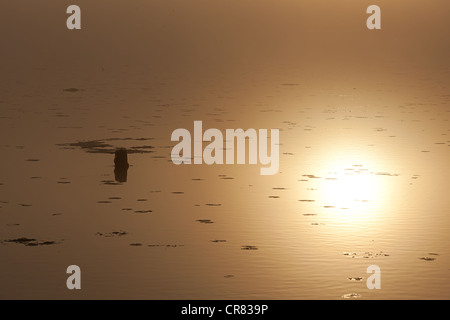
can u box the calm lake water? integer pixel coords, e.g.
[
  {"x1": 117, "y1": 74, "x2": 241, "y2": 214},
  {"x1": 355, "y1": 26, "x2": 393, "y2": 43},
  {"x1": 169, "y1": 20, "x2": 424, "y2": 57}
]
[{"x1": 1, "y1": 0, "x2": 449, "y2": 299}]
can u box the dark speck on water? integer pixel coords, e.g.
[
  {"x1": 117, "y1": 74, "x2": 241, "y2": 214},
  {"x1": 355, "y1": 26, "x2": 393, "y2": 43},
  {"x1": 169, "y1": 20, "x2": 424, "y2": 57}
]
[
  {"x1": 420, "y1": 257, "x2": 436, "y2": 261},
  {"x1": 95, "y1": 231, "x2": 128, "y2": 237},
  {"x1": 342, "y1": 293, "x2": 362, "y2": 299},
  {"x1": 134, "y1": 210, "x2": 152, "y2": 213},
  {"x1": 241, "y1": 245, "x2": 258, "y2": 250},
  {"x1": 63, "y1": 88, "x2": 82, "y2": 92},
  {"x1": 348, "y1": 277, "x2": 363, "y2": 281},
  {"x1": 197, "y1": 219, "x2": 214, "y2": 224}
]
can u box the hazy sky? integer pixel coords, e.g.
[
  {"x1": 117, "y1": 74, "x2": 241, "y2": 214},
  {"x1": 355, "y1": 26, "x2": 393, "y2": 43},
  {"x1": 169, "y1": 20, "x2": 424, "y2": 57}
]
[{"x1": 1, "y1": 0, "x2": 449, "y2": 92}]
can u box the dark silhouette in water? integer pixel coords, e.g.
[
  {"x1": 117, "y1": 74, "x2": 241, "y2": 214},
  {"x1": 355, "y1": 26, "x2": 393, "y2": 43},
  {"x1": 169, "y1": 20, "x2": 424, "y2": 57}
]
[{"x1": 114, "y1": 148, "x2": 129, "y2": 182}]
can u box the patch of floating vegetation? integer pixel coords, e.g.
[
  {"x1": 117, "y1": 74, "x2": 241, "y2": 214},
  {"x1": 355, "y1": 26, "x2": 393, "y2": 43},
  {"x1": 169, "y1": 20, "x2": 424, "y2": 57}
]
[
  {"x1": 211, "y1": 240, "x2": 227, "y2": 243},
  {"x1": 1, "y1": 237, "x2": 60, "y2": 246},
  {"x1": 63, "y1": 87, "x2": 82, "y2": 92},
  {"x1": 268, "y1": 195, "x2": 280, "y2": 198},
  {"x1": 343, "y1": 251, "x2": 389, "y2": 259},
  {"x1": 95, "y1": 231, "x2": 128, "y2": 237},
  {"x1": 272, "y1": 187, "x2": 287, "y2": 190},
  {"x1": 241, "y1": 245, "x2": 258, "y2": 250},
  {"x1": 342, "y1": 293, "x2": 362, "y2": 299},
  {"x1": 299, "y1": 200, "x2": 315, "y2": 202},
  {"x1": 57, "y1": 137, "x2": 155, "y2": 154},
  {"x1": 134, "y1": 210, "x2": 152, "y2": 214},
  {"x1": 302, "y1": 174, "x2": 322, "y2": 179},
  {"x1": 196, "y1": 219, "x2": 214, "y2": 224},
  {"x1": 224, "y1": 275, "x2": 234, "y2": 278},
  {"x1": 205, "y1": 204, "x2": 221, "y2": 207},
  {"x1": 26, "y1": 159, "x2": 40, "y2": 162},
  {"x1": 148, "y1": 244, "x2": 184, "y2": 248},
  {"x1": 375, "y1": 172, "x2": 399, "y2": 177},
  {"x1": 419, "y1": 257, "x2": 436, "y2": 261},
  {"x1": 348, "y1": 277, "x2": 363, "y2": 282},
  {"x1": 97, "y1": 200, "x2": 112, "y2": 204},
  {"x1": 129, "y1": 243, "x2": 143, "y2": 246},
  {"x1": 172, "y1": 192, "x2": 184, "y2": 194}
]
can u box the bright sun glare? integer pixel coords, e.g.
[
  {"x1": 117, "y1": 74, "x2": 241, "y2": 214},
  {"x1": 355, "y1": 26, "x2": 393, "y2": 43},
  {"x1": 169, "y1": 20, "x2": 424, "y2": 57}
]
[
  {"x1": 315, "y1": 161, "x2": 388, "y2": 223},
  {"x1": 321, "y1": 171, "x2": 377, "y2": 208}
]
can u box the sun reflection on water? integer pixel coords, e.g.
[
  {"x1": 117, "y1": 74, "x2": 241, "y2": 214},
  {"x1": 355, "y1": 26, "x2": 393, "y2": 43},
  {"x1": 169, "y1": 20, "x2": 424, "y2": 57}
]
[{"x1": 314, "y1": 161, "x2": 392, "y2": 224}]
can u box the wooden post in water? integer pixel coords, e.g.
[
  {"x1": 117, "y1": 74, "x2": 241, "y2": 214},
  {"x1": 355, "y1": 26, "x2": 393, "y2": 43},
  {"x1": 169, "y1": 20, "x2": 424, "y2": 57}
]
[{"x1": 114, "y1": 148, "x2": 129, "y2": 182}]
